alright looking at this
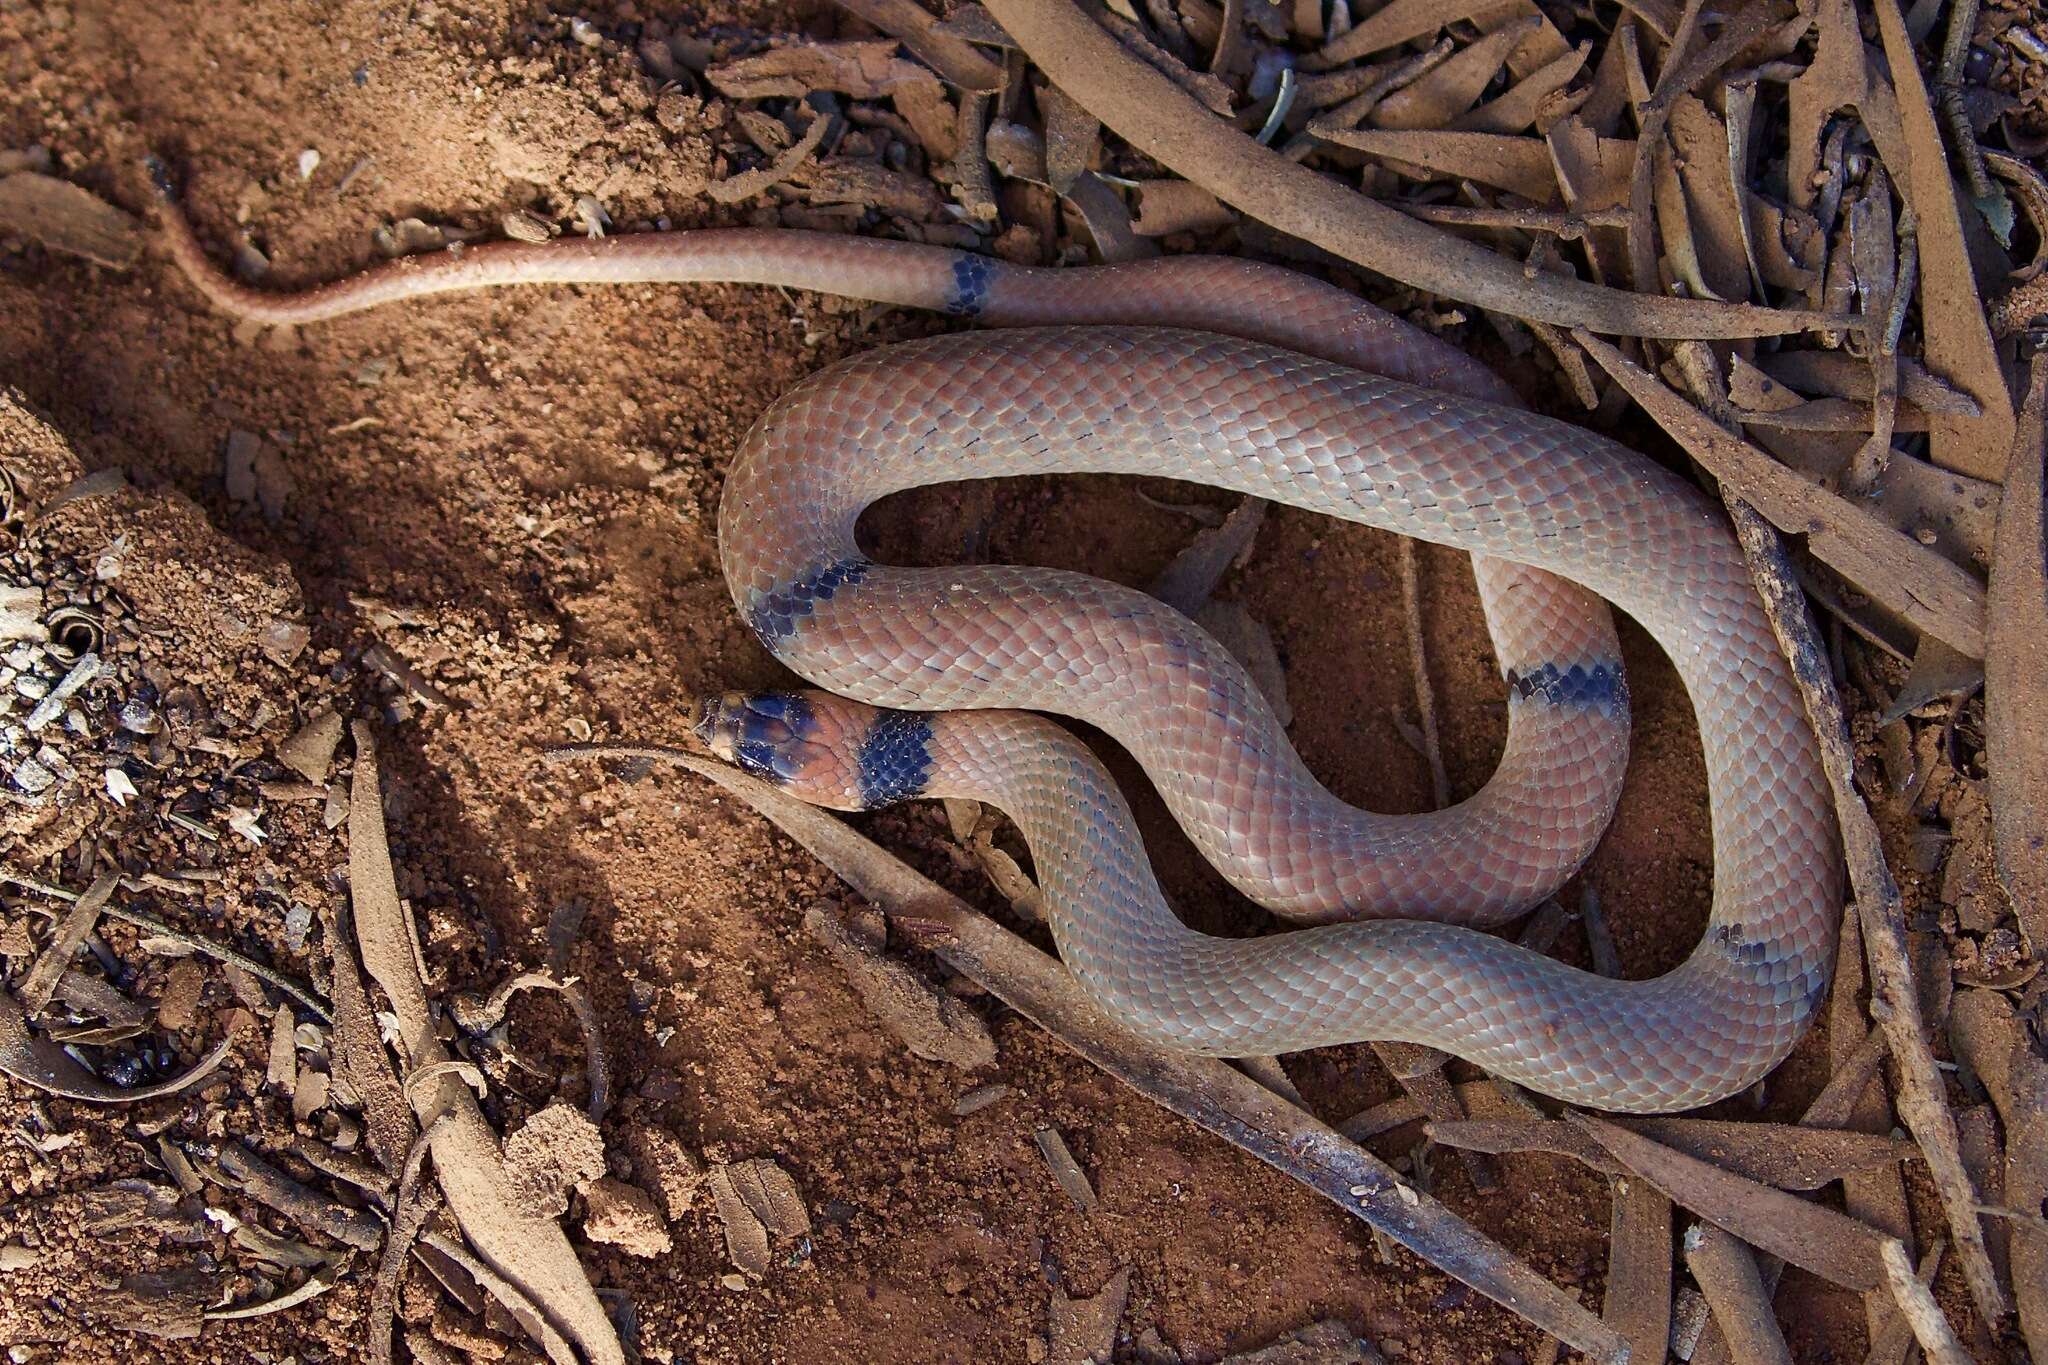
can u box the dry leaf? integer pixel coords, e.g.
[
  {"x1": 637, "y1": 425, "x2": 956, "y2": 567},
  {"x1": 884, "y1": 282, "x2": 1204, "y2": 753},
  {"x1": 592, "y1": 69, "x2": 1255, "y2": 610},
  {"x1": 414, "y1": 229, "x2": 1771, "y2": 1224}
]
[
  {"x1": 1606, "y1": 1176, "x2": 1673, "y2": 1364},
  {"x1": 832, "y1": 0, "x2": 1004, "y2": 91},
  {"x1": 705, "y1": 1158, "x2": 811, "y2": 1279},
  {"x1": 0, "y1": 172, "x2": 143, "y2": 268},
  {"x1": 1985, "y1": 359, "x2": 2048, "y2": 959},
  {"x1": 1372, "y1": 17, "x2": 1536, "y2": 130},
  {"x1": 706, "y1": 40, "x2": 942, "y2": 99},
  {"x1": 347, "y1": 723, "x2": 623, "y2": 1365},
  {"x1": 1452, "y1": 42, "x2": 1591, "y2": 135},
  {"x1": 1574, "y1": 1117, "x2": 1889, "y2": 1291},
  {"x1": 1574, "y1": 330, "x2": 1987, "y2": 658},
  {"x1": 1312, "y1": 128, "x2": 1558, "y2": 202},
  {"x1": 803, "y1": 904, "x2": 996, "y2": 1068}
]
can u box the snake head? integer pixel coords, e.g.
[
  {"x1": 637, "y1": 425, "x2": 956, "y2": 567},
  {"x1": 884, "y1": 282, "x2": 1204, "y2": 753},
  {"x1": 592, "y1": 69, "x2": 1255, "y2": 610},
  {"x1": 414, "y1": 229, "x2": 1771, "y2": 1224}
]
[{"x1": 691, "y1": 689, "x2": 891, "y2": 811}]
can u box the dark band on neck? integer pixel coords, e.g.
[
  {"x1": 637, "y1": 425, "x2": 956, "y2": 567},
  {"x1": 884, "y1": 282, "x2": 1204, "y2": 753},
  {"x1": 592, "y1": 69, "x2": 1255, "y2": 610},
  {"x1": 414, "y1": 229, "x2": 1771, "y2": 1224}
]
[{"x1": 855, "y1": 710, "x2": 935, "y2": 808}]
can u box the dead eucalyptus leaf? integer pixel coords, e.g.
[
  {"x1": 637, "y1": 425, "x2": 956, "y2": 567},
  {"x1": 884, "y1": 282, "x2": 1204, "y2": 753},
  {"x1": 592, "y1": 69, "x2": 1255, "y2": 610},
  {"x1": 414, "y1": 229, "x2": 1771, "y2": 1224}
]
[
  {"x1": 1372, "y1": 17, "x2": 1536, "y2": 130},
  {"x1": 1311, "y1": 128, "x2": 1558, "y2": 202},
  {"x1": 706, "y1": 40, "x2": 941, "y2": 99}
]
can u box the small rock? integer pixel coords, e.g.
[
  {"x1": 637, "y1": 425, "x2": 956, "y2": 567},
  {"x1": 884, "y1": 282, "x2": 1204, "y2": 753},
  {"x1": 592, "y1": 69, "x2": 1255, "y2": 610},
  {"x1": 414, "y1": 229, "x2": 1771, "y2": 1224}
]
[
  {"x1": 32, "y1": 745, "x2": 74, "y2": 784},
  {"x1": 1048, "y1": 1267, "x2": 1129, "y2": 1365},
  {"x1": 502, "y1": 209, "x2": 553, "y2": 243},
  {"x1": 582, "y1": 1177, "x2": 672, "y2": 1256},
  {"x1": 0, "y1": 1244, "x2": 40, "y2": 1272},
  {"x1": 277, "y1": 708, "x2": 343, "y2": 782},
  {"x1": 637, "y1": 35, "x2": 678, "y2": 80},
  {"x1": 251, "y1": 443, "x2": 292, "y2": 522},
  {"x1": 1220, "y1": 1320, "x2": 1388, "y2": 1364},
  {"x1": 116, "y1": 697, "x2": 160, "y2": 733},
  {"x1": 0, "y1": 920, "x2": 32, "y2": 958},
  {"x1": 10, "y1": 756, "x2": 52, "y2": 794},
  {"x1": 224, "y1": 430, "x2": 262, "y2": 505},
  {"x1": 625, "y1": 1124, "x2": 704, "y2": 1220},
  {"x1": 502, "y1": 1103, "x2": 607, "y2": 1218},
  {"x1": 156, "y1": 958, "x2": 205, "y2": 1032},
  {"x1": 0, "y1": 583, "x2": 41, "y2": 641}
]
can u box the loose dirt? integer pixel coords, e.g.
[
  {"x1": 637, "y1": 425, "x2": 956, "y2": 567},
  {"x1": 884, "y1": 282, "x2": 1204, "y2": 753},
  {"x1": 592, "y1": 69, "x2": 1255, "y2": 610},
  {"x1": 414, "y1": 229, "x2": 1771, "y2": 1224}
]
[{"x1": 0, "y1": 1, "x2": 1982, "y2": 1361}]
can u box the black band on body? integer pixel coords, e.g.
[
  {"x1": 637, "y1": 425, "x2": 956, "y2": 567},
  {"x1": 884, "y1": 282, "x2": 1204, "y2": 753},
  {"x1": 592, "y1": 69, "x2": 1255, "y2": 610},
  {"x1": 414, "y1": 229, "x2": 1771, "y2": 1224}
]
[
  {"x1": 1503, "y1": 661, "x2": 1627, "y2": 716},
  {"x1": 747, "y1": 557, "x2": 871, "y2": 646},
  {"x1": 944, "y1": 254, "x2": 992, "y2": 317}
]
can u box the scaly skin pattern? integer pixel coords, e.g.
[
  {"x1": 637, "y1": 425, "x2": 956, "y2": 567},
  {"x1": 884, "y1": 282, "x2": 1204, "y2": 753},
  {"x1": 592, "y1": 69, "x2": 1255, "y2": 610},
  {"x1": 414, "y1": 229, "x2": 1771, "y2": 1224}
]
[
  {"x1": 718, "y1": 330, "x2": 1841, "y2": 1112},
  {"x1": 156, "y1": 200, "x2": 1841, "y2": 1109},
  {"x1": 155, "y1": 201, "x2": 1632, "y2": 925}
]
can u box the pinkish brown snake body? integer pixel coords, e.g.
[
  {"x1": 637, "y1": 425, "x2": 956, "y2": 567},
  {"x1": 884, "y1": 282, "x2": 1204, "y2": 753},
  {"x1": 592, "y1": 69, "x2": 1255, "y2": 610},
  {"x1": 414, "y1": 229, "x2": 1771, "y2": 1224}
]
[{"x1": 155, "y1": 186, "x2": 1841, "y2": 1111}]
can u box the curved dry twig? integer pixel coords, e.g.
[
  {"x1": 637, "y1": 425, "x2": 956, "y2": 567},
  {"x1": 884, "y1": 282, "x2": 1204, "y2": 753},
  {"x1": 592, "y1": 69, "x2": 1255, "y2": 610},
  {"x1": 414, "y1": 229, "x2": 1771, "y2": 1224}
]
[{"x1": 0, "y1": 988, "x2": 237, "y2": 1103}]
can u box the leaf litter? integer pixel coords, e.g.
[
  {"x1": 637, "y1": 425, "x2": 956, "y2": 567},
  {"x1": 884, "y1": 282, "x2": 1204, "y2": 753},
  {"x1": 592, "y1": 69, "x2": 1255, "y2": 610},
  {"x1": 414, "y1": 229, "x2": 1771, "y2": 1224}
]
[{"x1": 8, "y1": 0, "x2": 2048, "y2": 1354}]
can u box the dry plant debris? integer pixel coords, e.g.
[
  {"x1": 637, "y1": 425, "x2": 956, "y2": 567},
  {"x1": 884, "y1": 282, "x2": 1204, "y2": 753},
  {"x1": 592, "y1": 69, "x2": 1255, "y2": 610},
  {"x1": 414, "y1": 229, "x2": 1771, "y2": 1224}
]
[{"x1": 6, "y1": 0, "x2": 2048, "y2": 1354}]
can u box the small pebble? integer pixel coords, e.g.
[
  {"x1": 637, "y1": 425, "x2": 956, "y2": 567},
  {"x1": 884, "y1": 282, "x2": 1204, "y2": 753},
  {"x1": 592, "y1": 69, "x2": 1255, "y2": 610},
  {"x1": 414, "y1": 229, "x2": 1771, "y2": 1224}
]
[
  {"x1": 117, "y1": 698, "x2": 160, "y2": 733},
  {"x1": 297, "y1": 149, "x2": 321, "y2": 180},
  {"x1": 11, "y1": 757, "x2": 53, "y2": 793},
  {"x1": 502, "y1": 209, "x2": 553, "y2": 243}
]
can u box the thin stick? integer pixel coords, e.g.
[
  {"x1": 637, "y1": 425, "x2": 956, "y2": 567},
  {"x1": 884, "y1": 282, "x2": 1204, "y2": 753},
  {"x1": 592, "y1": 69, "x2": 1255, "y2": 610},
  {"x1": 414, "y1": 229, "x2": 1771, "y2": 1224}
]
[
  {"x1": 17, "y1": 873, "x2": 117, "y2": 1017},
  {"x1": 1684, "y1": 1222, "x2": 1793, "y2": 1365},
  {"x1": 370, "y1": 1116, "x2": 452, "y2": 1365},
  {"x1": 551, "y1": 742, "x2": 1630, "y2": 1363},
  {"x1": 0, "y1": 868, "x2": 332, "y2": 1022},
  {"x1": 1395, "y1": 202, "x2": 1633, "y2": 238},
  {"x1": 1880, "y1": 1238, "x2": 1972, "y2": 1365},
  {"x1": 1397, "y1": 538, "x2": 1450, "y2": 810}
]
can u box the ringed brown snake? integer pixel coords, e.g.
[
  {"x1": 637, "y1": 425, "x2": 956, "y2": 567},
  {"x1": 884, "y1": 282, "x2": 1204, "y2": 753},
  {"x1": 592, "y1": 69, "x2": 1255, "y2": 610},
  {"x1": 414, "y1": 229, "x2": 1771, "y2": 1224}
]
[{"x1": 154, "y1": 182, "x2": 1839, "y2": 1111}]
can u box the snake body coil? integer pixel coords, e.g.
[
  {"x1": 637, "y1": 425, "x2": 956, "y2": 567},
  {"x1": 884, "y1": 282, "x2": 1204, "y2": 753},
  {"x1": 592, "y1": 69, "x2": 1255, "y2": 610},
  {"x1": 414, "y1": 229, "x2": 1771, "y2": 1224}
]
[{"x1": 157, "y1": 198, "x2": 1842, "y2": 1111}]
